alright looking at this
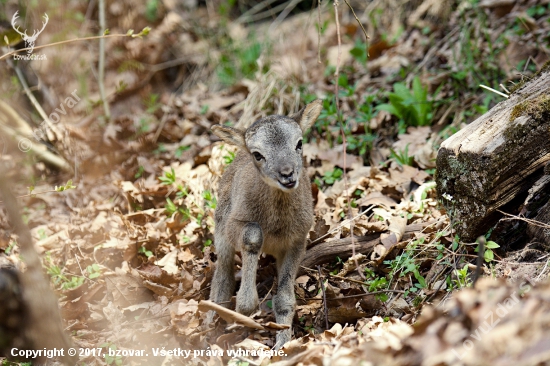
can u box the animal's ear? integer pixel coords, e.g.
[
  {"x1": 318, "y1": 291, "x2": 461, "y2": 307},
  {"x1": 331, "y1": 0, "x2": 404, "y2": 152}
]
[
  {"x1": 290, "y1": 99, "x2": 323, "y2": 132},
  {"x1": 211, "y1": 125, "x2": 246, "y2": 149}
]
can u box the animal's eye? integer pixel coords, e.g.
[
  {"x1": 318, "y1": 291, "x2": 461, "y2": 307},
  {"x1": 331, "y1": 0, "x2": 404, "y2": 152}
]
[
  {"x1": 296, "y1": 140, "x2": 303, "y2": 151},
  {"x1": 252, "y1": 152, "x2": 264, "y2": 161}
]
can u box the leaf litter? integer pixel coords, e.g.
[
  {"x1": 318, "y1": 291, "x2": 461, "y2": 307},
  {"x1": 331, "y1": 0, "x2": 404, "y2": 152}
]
[{"x1": 0, "y1": 0, "x2": 549, "y2": 365}]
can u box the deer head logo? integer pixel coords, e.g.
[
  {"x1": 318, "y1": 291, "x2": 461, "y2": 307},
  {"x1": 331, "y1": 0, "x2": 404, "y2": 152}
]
[{"x1": 11, "y1": 11, "x2": 49, "y2": 54}]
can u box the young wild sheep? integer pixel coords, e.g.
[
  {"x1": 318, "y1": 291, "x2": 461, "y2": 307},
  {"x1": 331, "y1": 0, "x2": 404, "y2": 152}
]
[{"x1": 208, "y1": 100, "x2": 322, "y2": 349}]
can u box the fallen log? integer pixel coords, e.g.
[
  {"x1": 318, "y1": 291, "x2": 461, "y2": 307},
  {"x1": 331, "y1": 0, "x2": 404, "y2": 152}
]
[
  {"x1": 436, "y1": 68, "x2": 550, "y2": 241},
  {"x1": 301, "y1": 222, "x2": 435, "y2": 271}
]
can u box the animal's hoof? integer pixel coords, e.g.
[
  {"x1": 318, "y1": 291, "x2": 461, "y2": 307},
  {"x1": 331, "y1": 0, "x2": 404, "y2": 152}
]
[
  {"x1": 204, "y1": 310, "x2": 217, "y2": 328},
  {"x1": 236, "y1": 289, "x2": 258, "y2": 316},
  {"x1": 274, "y1": 330, "x2": 291, "y2": 350},
  {"x1": 235, "y1": 301, "x2": 257, "y2": 316}
]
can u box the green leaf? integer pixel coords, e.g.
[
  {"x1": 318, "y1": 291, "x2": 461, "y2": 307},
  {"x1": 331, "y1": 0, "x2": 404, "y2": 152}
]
[
  {"x1": 375, "y1": 103, "x2": 400, "y2": 117},
  {"x1": 484, "y1": 249, "x2": 494, "y2": 262},
  {"x1": 485, "y1": 240, "x2": 500, "y2": 249}
]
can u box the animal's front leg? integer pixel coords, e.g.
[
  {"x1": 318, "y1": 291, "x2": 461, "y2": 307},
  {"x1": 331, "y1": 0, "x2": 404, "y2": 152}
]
[
  {"x1": 236, "y1": 222, "x2": 263, "y2": 315},
  {"x1": 273, "y1": 243, "x2": 305, "y2": 349}
]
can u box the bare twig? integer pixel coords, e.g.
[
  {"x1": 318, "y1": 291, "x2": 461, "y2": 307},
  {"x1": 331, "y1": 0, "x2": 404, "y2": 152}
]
[
  {"x1": 497, "y1": 209, "x2": 550, "y2": 229},
  {"x1": 305, "y1": 267, "x2": 373, "y2": 286},
  {"x1": 327, "y1": 273, "x2": 366, "y2": 285},
  {"x1": 333, "y1": 0, "x2": 342, "y2": 84},
  {"x1": 0, "y1": 32, "x2": 145, "y2": 61},
  {"x1": 268, "y1": 0, "x2": 302, "y2": 33},
  {"x1": 237, "y1": 0, "x2": 292, "y2": 23},
  {"x1": 317, "y1": 265, "x2": 329, "y2": 329},
  {"x1": 342, "y1": 0, "x2": 369, "y2": 44},
  {"x1": 479, "y1": 84, "x2": 509, "y2": 98},
  {"x1": 98, "y1": 0, "x2": 110, "y2": 120},
  {"x1": 305, "y1": 289, "x2": 406, "y2": 301},
  {"x1": 317, "y1": 0, "x2": 322, "y2": 64},
  {"x1": 236, "y1": 0, "x2": 281, "y2": 23}
]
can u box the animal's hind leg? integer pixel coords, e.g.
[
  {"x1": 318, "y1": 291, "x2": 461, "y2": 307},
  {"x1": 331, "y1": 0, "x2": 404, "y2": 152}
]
[{"x1": 207, "y1": 233, "x2": 235, "y2": 323}]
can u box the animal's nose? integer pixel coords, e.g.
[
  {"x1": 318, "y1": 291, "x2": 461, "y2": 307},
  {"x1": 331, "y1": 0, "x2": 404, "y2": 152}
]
[{"x1": 279, "y1": 166, "x2": 294, "y2": 178}]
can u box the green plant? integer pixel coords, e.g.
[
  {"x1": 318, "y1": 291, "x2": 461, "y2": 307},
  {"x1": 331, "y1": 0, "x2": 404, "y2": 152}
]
[
  {"x1": 5, "y1": 241, "x2": 16, "y2": 255},
  {"x1": 376, "y1": 76, "x2": 432, "y2": 133},
  {"x1": 350, "y1": 39, "x2": 368, "y2": 66},
  {"x1": 86, "y1": 263, "x2": 101, "y2": 279},
  {"x1": 329, "y1": 256, "x2": 344, "y2": 275},
  {"x1": 136, "y1": 117, "x2": 152, "y2": 135},
  {"x1": 312, "y1": 97, "x2": 338, "y2": 145},
  {"x1": 2, "y1": 361, "x2": 31, "y2": 366},
  {"x1": 153, "y1": 143, "x2": 167, "y2": 155},
  {"x1": 37, "y1": 228, "x2": 48, "y2": 240},
  {"x1": 216, "y1": 39, "x2": 265, "y2": 86},
  {"x1": 158, "y1": 168, "x2": 215, "y2": 227},
  {"x1": 202, "y1": 239, "x2": 212, "y2": 252},
  {"x1": 134, "y1": 165, "x2": 144, "y2": 179},
  {"x1": 384, "y1": 238, "x2": 427, "y2": 296},
  {"x1": 389, "y1": 145, "x2": 414, "y2": 166},
  {"x1": 526, "y1": 3, "x2": 550, "y2": 17},
  {"x1": 164, "y1": 197, "x2": 190, "y2": 219},
  {"x1": 218, "y1": 0, "x2": 236, "y2": 17},
  {"x1": 202, "y1": 190, "x2": 217, "y2": 209},
  {"x1": 145, "y1": 0, "x2": 159, "y2": 22},
  {"x1": 451, "y1": 234, "x2": 460, "y2": 251},
  {"x1": 477, "y1": 240, "x2": 500, "y2": 262},
  {"x1": 364, "y1": 268, "x2": 389, "y2": 301},
  {"x1": 336, "y1": 73, "x2": 357, "y2": 98},
  {"x1": 144, "y1": 93, "x2": 160, "y2": 114},
  {"x1": 159, "y1": 167, "x2": 176, "y2": 185},
  {"x1": 139, "y1": 246, "x2": 153, "y2": 258},
  {"x1": 315, "y1": 167, "x2": 343, "y2": 187},
  {"x1": 454, "y1": 264, "x2": 471, "y2": 288},
  {"x1": 102, "y1": 343, "x2": 123, "y2": 366},
  {"x1": 44, "y1": 252, "x2": 85, "y2": 290}
]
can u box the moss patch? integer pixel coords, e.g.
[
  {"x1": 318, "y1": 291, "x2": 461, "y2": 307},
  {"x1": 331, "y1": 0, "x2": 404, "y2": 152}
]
[{"x1": 509, "y1": 94, "x2": 550, "y2": 122}]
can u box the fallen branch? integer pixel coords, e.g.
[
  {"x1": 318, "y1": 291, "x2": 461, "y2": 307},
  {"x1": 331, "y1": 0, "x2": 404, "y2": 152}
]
[
  {"x1": 198, "y1": 300, "x2": 265, "y2": 330},
  {"x1": 302, "y1": 221, "x2": 436, "y2": 270}
]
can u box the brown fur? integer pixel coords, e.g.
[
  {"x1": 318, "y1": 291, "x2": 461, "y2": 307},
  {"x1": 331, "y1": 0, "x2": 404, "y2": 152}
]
[{"x1": 208, "y1": 100, "x2": 322, "y2": 348}]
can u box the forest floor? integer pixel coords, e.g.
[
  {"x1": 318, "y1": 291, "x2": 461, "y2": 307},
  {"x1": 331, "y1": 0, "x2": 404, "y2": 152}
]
[{"x1": 1, "y1": 0, "x2": 550, "y2": 365}]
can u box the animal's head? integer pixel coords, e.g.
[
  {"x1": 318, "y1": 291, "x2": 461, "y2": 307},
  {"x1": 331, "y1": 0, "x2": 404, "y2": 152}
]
[{"x1": 212, "y1": 100, "x2": 322, "y2": 192}]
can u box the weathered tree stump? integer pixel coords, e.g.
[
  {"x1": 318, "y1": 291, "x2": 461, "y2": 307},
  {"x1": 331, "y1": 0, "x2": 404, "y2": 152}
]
[{"x1": 436, "y1": 68, "x2": 550, "y2": 242}]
